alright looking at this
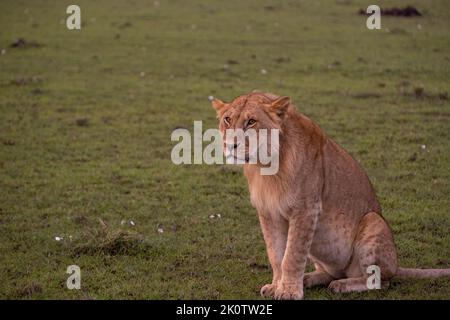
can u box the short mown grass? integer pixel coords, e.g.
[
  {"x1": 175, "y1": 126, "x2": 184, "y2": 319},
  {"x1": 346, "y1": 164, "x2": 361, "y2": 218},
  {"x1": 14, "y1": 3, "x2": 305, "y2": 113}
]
[{"x1": 0, "y1": 0, "x2": 449, "y2": 299}]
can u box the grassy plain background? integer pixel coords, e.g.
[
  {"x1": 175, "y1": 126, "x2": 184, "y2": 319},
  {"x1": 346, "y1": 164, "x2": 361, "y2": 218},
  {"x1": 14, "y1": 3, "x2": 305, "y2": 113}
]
[{"x1": 0, "y1": 0, "x2": 449, "y2": 299}]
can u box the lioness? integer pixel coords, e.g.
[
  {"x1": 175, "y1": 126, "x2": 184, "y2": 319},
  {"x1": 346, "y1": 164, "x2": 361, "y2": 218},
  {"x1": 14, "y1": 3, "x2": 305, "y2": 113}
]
[{"x1": 212, "y1": 92, "x2": 450, "y2": 300}]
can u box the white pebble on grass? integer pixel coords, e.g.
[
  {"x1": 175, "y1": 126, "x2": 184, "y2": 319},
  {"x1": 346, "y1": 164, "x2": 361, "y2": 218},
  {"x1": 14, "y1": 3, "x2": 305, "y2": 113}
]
[
  {"x1": 55, "y1": 236, "x2": 63, "y2": 241},
  {"x1": 260, "y1": 69, "x2": 267, "y2": 75},
  {"x1": 130, "y1": 220, "x2": 135, "y2": 226},
  {"x1": 208, "y1": 95, "x2": 214, "y2": 101},
  {"x1": 157, "y1": 227, "x2": 164, "y2": 234},
  {"x1": 421, "y1": 144, "x2": 426, "y2": 150}
]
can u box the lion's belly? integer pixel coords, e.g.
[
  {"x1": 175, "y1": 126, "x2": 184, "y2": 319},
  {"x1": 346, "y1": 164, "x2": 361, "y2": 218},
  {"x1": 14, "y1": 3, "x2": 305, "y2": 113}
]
[{"x1": 308, "y1": 211, "x2": 359, "y2": 277}]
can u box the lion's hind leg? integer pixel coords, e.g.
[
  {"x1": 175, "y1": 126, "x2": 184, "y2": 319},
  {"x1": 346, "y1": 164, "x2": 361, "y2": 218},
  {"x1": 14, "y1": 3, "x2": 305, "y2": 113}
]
[
  {"x1": 304, "y1": 263, "x2": 334, "y2": 288},
  {"x1": 328, "y1": 277, "x2": 390, "y2": 293},
  {"x1": 328, "y1": 212, "x2": 397, "y2": 294}
]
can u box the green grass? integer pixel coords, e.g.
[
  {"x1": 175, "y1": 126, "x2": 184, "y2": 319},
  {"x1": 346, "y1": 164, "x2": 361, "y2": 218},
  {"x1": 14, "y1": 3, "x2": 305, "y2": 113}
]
[{"x1": 0, "y1": 0, "x2": 449, "y2": 299}]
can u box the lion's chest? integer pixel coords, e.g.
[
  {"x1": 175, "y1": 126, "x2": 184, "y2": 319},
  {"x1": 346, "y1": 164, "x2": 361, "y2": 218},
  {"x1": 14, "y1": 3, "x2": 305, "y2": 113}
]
[{"x1": 247, "y1": 176, "x2": 291, "y2": 218}]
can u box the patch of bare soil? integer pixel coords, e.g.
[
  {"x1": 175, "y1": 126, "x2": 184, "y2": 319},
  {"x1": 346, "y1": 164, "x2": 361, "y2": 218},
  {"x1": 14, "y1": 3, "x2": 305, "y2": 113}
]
[{"x1": 359, "y1": 6, "x2": 422, "y2": 17}]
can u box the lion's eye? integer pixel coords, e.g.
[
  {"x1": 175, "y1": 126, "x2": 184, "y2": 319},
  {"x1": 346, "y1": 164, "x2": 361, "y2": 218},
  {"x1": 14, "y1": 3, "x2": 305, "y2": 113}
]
[
  {"x1": 247, "y1": 119, "x2": 256, "y2": 126},
  {"x1": 224, "y1": 117, "x2": 231, "y2": 125}
]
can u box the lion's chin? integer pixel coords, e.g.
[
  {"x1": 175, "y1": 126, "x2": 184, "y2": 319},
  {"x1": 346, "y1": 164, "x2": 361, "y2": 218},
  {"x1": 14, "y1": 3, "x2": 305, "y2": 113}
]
[{"x1": 225, "y1": 154, "x2": 248, "y2": 165}]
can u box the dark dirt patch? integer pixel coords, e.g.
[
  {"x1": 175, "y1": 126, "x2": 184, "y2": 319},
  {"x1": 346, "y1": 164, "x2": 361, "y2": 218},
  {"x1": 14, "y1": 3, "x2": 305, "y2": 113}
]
[
  {"x1": 249, "y1": 262, "x2": 269, "y2": 271},
  {"x1": 10, "y1": 38, "x2": 43, "y2": 48},
  {"x1": 414, "y1": 87, "x2": 424, "y2": 97},
  {"x1": 408, "y1": 153, "x2": 417, "y2": 162},
  {"x1": 118, "y1": 22, "x2": 132, "y2": 29},
  {"x1": 357, "y1": 57, "x2": 367, "y2": 63},
  {"x1": 359, "y1": 6, "x2": 422, "y2": 17},
  {"x1": 437, "y1": 92, "x2": 448, "y2": 100},
  {"x1": 30, "y1": 88, "x2": 44, "y2": 95},
  {"x1": 226, "y1": 59, "x2": 239, "y2": 65},
  {"x1": 3, "y1": 140, "x2": 15, "y2": 146},
  {"x1": 263, "y1": 5, "x2": 277, "y2": 11},
  {"x1": 274, "y1": 57, "x2": 290, "y2": 63},
  {"x1": 75, "y1": 118, "x2": 90, "y2": 127}
]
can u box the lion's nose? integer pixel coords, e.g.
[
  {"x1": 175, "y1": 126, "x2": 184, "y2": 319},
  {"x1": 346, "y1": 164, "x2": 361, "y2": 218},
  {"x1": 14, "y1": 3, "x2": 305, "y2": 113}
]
[{"x1": 225, "y1": 142, "x2": 239, "y2": 152}]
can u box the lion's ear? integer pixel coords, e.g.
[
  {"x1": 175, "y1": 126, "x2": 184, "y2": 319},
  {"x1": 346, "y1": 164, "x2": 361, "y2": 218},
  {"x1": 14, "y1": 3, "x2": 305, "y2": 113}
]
[
  {"x1": 270, "y1": 96, "x2": 290, "y2": 116},
  {"x1": 211, "y1": 98, "x2": 228, "y2": 112}
]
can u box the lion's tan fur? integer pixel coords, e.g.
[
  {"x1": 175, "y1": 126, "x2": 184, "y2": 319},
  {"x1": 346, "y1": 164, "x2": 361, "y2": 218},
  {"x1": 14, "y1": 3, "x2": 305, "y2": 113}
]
[{"x1": 212, "y1": 92, "x2": 450, "y2": 299}]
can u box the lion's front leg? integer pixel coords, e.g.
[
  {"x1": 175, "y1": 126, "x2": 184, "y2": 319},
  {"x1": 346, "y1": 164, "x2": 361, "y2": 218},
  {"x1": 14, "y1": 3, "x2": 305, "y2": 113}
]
[
  {"x1": 258, "y1": 212, "x2": 288, "y2": 298},
  {"x1": 275, "y1": 207, "x2": 319, "y2": 300}
]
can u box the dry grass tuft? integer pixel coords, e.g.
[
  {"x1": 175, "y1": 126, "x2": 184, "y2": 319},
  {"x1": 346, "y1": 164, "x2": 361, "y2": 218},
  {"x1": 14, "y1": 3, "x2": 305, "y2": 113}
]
[{"x1": 71, "y1": 218, "x2": 144, "y2": 256}]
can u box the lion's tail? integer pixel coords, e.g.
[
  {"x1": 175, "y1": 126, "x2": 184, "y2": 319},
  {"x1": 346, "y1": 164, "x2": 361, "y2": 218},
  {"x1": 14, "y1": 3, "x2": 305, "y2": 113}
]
[{"x1": 395, "y1": 267, "x2": 450, "y2": 279}]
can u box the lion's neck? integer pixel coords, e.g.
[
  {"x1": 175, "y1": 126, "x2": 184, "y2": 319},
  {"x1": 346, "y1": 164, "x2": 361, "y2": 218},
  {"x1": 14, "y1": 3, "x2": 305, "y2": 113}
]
[{"x1": 243, "y1": 111, "x2": 326, "y2": 215}]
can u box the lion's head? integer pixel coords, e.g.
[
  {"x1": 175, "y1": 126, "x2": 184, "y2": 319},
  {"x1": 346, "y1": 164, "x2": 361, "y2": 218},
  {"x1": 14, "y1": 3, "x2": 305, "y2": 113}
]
[{"x1": 211, "y1": 92, "x2": 290, "y2": 172}]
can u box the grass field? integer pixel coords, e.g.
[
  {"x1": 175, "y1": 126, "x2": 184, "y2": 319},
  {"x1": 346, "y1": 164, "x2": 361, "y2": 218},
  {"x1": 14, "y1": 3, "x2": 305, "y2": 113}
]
[{"x1": 0, "y1": 0, "x2": 449, "y2": 299}]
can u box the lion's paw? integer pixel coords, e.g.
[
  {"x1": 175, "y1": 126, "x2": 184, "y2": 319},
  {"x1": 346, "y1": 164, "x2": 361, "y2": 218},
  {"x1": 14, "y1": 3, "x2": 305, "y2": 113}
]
[
  {"x1": 328, "y1": 280, "x2": 346, "y2": 293},
  {"x1": 260, "y1": 284, "x2": 277, "y2": 298},
  {"x1": 274, "y1": 283, "x2": 303, "y2": 300}
]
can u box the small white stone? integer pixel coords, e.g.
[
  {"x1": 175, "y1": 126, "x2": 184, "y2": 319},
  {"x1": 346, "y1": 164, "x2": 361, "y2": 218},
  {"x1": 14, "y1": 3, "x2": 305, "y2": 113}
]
[
  {"x1": 421, "y1": 144, "x2": 426, "y2": 150},
  {"x1": 140, "y1": 71, "x2": 146, "y2": 77},
  {"x1": 260, "y1": 69, "x2": 267, "y2": 75},
  {"x1": 208, "y1": 95, "x2": 214, "y2": 101},
  {"x1": 217, "y1": 214, "x2": 221, "y2": 219},
  {"x1": 120, "y1": 220, "x2": 126, "y2": 225},
  {"x1": 55, "y1": 236, "x2": 63, "y2": 241},
  {"x1": 157, "y1": 227, "x2": 164, "y2": 233},
  {"x1": 130, "y1": 220, "x2": 135, "y2": 226},
  {"x1": 209, "y1": 214, "x2": 215, "y2": 219}
]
